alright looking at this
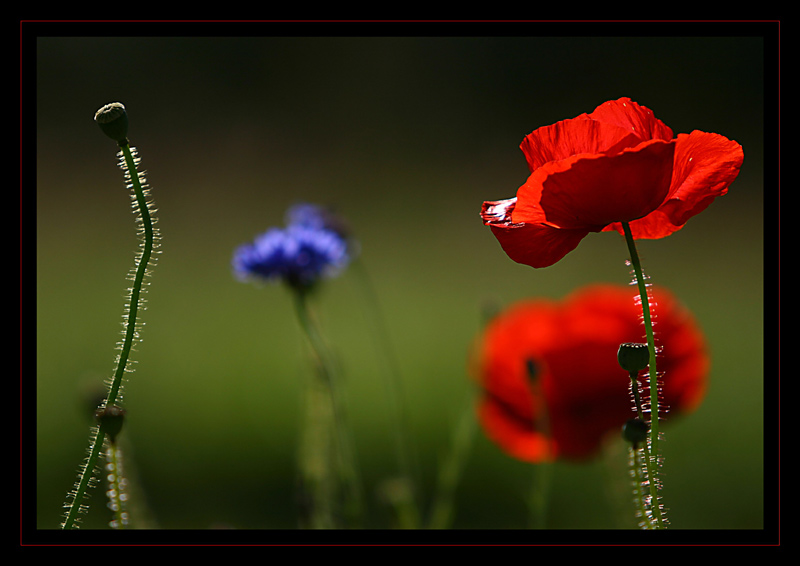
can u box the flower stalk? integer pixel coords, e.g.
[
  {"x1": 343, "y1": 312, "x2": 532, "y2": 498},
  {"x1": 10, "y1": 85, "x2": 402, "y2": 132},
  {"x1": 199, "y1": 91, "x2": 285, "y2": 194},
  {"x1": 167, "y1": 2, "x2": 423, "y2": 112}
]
[
  {"x1": 293, "y1": 288, "x2": 363, "y2": 528},
  {"x1": 525, "y1": 360, "x2": 552, "y2": 529},
  {"x1": 626, "y1": 436, "x2": 655, "y2": 529},
  {"x1": 233, "y1": 203, "x2": 364, "y2": 528},
  {"x1": 61, "y1": 103, "x2": 158, "y2": 529},
  {"x1": 621, "y1": 221, "x2": 665, "y2": 529},
  {"x1": 104, "y1": 441, "x2": 129, "y2": 529}
]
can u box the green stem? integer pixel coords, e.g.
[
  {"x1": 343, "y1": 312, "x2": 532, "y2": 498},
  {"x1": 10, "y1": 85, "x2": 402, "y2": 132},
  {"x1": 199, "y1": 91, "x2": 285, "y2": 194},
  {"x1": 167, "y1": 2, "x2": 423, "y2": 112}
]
[
  {"x1": 427, "y1": 395, "x2": 476, "y2": 529},
  {"x1": 107, "y1": 144, "x2": 154, "y2": 406},
  {"x1": 527, "y1": 374, "x2": 552, "y2": 529},
  {"x1": 106, "y1": 442, "x2": 129, "y2": 529},
  {"x1": 528, "y1": 459, "x2": 553, "y2": 530},
  {"x1": 298, "y1": 361, "x2": 337, "y2": 528},
  {"x1": 293, "y1": 289, "x2": 363, "y2": 528},
  {"x1": 61, "y1": 423, "x2": 108, "y2": 529},
  {"x1": 628, "y1": 372, "x2": 645, "y2": 421},
  {"x1": 621, "y1": 221, "x2": 665, "y2": 529},
  {"x1": 61, "y1": 143, "x2": 155, "y2": 529},
  {"x1": 628, "y1": 445, "x2": 654, "y2": 529}
]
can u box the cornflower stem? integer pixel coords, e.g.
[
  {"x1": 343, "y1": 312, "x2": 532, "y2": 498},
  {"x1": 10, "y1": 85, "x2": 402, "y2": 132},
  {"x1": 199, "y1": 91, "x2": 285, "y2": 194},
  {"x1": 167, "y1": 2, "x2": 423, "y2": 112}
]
[
  {"x1": 621, "y1": 221, "x2": 665, "y2": 529},
  {"x1": 61, "y1": 141, "x2": 154, "y2": 529},
  {"x1": 293, "y1": 288, "x2": 363, "y2": 528}
]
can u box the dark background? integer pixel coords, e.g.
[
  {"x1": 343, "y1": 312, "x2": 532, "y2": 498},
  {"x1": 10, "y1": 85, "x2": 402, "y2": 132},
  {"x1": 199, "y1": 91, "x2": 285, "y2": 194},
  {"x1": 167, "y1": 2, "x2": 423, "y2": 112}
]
[{"x1": 28, "y1": 22, "x2": 774, "y2": 538}]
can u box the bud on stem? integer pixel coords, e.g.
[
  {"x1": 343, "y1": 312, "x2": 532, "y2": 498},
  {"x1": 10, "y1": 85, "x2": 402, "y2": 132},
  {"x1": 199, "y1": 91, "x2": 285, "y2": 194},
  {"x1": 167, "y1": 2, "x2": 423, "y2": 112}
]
[{"x1": 94, "y1": 102, "x2": 129, "y2": 145}]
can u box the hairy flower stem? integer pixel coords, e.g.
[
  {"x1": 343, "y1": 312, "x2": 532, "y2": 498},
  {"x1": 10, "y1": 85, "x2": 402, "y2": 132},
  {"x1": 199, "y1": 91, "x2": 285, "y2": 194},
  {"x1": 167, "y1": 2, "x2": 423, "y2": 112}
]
[
  {"x1": 621, "y1": 221, "x2": 665, "y2": 529},
  {"x1": 107, "y1": 144, "x2": 155, "y2": 407},
  {"x1": 293, "y1": 289, "x2": 363, "y2": 528},
  {"x1": 627, "y1": 444, "x2": 654, "y2": 529},
  {"x1": 628, "y1": 371, "x2": 645, "y2": 421},
  {"x1": 105, "y1": 441, "x2": 129, "y2": 529},
  {"x1": 61, "y1": 136, "x2": 157, "y2": 529}
]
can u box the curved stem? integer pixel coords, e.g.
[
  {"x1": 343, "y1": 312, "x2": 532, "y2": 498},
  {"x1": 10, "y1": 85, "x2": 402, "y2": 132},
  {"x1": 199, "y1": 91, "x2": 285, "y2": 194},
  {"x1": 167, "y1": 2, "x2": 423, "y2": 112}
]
[
  {"x1": 621, "y1": 221, "x2": 665, "y2": 529},
  {"x1": 61, "y1": 142, "x2": 155, "y2": 529},
  {"x1": 107, "y1": 143, "x2": 154, "y2": 406}
]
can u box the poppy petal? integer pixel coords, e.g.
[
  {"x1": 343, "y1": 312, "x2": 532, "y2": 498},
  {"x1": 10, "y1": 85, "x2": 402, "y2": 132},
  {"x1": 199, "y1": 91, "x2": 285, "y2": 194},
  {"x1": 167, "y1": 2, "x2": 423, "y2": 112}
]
[
  {"x1": 603, "y1": 130, "x2": 744, "y2": 239},
  {"x1": 482, "y1": 98, "x2": 742, "y2": 265},
  {"x1": 478, "y1": 399, "x2": 553, "y2": 462},
  {"x1": 520, "y1": 118, "x2": 644, "y2": 172},
  {"x1": 472, "y1": 284, "x2": 709, "y2": 462},
  {"x1": 662, "y1": 130, "x2": 745, "y2": 226},
  {"x1": 481, "y1": 198, "x2": 589, "y2": 268},
  {"x1": 602, "y1": 209, "x2": 678, "y2": 239},
  {"x1": 519, "y1": 139, "x2": 676, "y2": 229},
  {"x1": 586, "y1": 97, "x2": 674, "y2": 142}
]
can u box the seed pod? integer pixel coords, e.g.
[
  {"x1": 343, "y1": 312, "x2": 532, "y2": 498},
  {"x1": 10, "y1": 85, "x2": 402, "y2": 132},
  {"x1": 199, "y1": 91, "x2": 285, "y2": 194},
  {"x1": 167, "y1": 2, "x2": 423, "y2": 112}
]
[
  {"x1": 95, "y1": 405, "x2": 126, "y2": 443},
  {"x1": 95, "y1": 102, "x2": 129, "y2": 145},
  {"x1": 617, "y1": 342, "x2": 650, "y2": 373},
  {"x1": 622, "y1": 418, "x2": 649, "y2": 445}
]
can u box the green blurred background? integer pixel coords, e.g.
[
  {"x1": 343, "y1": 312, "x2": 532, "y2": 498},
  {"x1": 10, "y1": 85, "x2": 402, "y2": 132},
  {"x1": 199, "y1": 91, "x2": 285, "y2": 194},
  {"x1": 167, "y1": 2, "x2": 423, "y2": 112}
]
[{"x1": 32, "y1": 25, "x2": 771, "y2": 536}]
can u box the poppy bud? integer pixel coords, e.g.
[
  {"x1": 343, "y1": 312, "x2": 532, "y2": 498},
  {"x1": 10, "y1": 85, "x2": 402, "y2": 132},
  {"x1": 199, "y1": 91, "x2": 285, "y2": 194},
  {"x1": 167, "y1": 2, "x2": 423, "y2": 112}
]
[
  {"x1": 622, "y1": 418, "x2": 649, "y2": 445},
  {"x1": 95, "y1": 405, "x2": 126, "y2": 442},
  {"x1": 617, "y1": 342, "x2": 650, "y2": 373},
  {"x1": 94, "y1": 102, "x2": 129, "y2": 145}
]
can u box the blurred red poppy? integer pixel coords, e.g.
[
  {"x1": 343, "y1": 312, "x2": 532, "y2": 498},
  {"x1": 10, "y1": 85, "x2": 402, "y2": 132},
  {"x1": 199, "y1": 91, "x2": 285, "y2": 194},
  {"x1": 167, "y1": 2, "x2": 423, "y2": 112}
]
[
  {"x1": 481, "y1": 98, "x2": 744, "y2": 268},
  {"x1": 471, "y1": 284, "x2": 708, "y2": 462}
]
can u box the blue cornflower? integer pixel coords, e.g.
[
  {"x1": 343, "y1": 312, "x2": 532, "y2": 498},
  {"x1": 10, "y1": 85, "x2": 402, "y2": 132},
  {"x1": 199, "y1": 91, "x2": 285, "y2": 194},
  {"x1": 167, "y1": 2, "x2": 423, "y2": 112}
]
[
  {"x1": 286, "y1": 203, "x2": 334, "y2": 230},
  {"x1": 233, "y1": 205, "x2": 354, "y2": 290},
  {"x1": 285, "y1": 203, "x2": 353, "y2": 240}
]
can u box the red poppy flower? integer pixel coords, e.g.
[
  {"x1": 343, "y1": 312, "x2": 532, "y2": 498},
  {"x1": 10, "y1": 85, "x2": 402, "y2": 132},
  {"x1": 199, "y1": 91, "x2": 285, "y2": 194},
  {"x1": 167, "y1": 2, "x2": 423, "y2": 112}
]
[
  {"x1": 471, "y1": 284, "x2": 708, "y2": 462},
  {"x1": 481, "y1": 98, "x2": 744, "y2": 268}
]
